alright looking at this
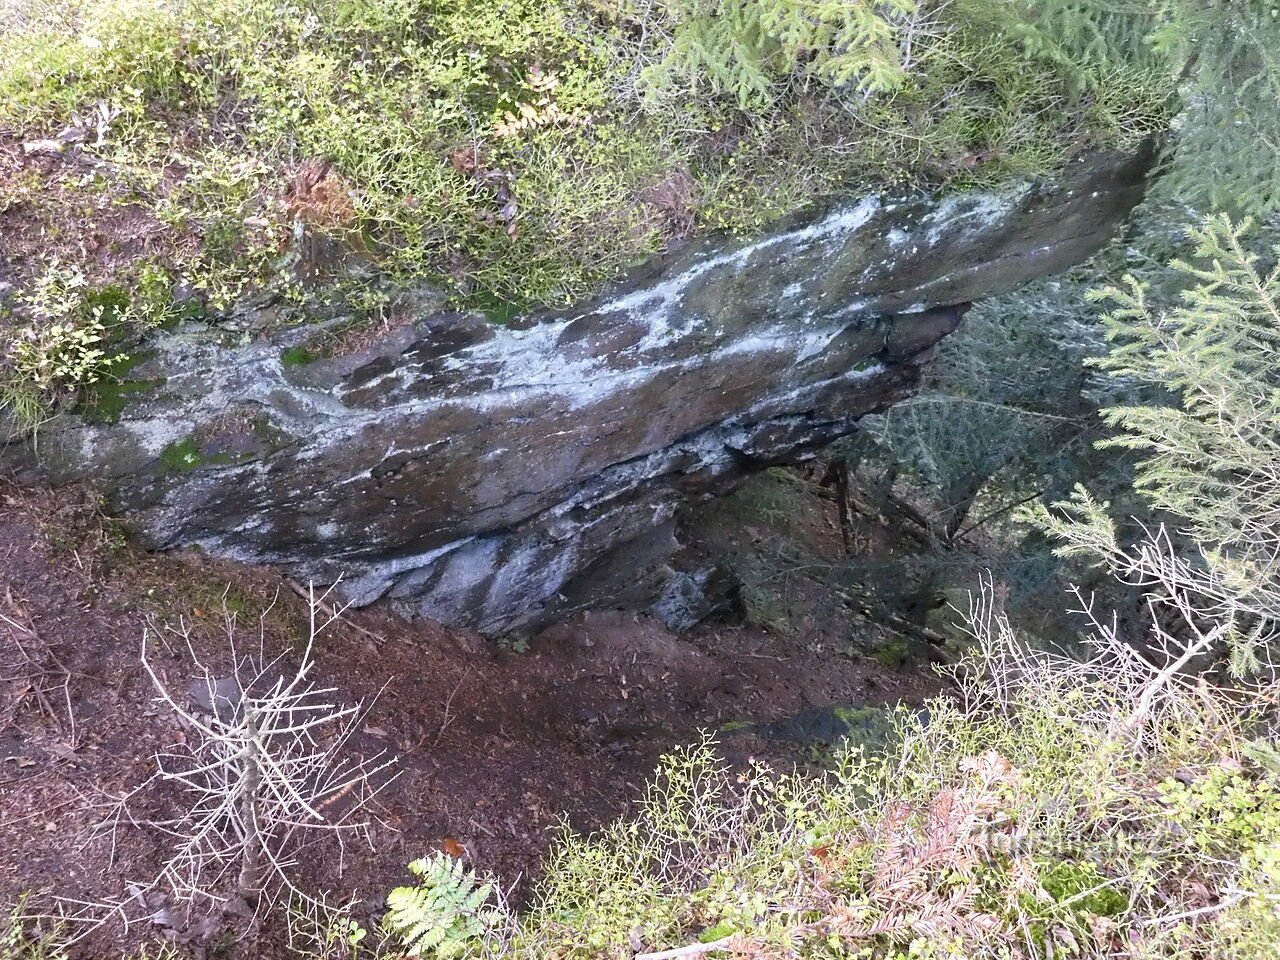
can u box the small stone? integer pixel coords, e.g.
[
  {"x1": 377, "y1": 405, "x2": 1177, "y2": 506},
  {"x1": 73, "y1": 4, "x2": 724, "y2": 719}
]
[{"x1": 186, "y1": 676, "x2": 243, "y2": 723}]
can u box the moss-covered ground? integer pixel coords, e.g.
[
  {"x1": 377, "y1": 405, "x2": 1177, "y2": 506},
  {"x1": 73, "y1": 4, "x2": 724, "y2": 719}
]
[
  {"x1": 0, "y1": 0, "x2": 1175, "y2": 311},
  {"x1": 0, "y1": 0, "x2": 1175, "y2": 430}
]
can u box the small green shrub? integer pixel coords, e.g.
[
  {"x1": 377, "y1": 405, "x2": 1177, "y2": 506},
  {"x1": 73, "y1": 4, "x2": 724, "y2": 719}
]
[
  {"x1": 0, "y1": 265, "x2": 134, "y2": 433},
  {"x1": 10, "y1": 318, "x2": 114, "y2": 394},
  {"x1": 1162, "y1": 766, "x2": 1280, "y2": 859},
  {"x1": 0, "y1": 257, "x2": 186, "y2": 433},
  {"x1": 1037, "y1": 214, "x2": 1280, "y2": 676},
  {"x1": 0, "y1": 379, "x2": 51, "y2": 438},
  {"x1": 642, "y1": 0, "x2": 921, "y2": 107},
  {"x1": 0, "y1": 901, "x2": 65, "y2": 960}
]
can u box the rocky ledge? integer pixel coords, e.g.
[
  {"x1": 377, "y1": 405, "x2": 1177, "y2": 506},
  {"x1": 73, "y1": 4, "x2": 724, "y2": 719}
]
[{"x1": 7, "y1": 146, "x2": 1153, "y2": 634}]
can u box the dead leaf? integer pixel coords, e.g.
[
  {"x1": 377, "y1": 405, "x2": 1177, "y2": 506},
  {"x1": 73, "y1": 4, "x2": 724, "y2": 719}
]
[
  {"x1": 442, "y1": 837, "x2": 466, "y2": 859},
  {"x1": 285, "y1": 160, "x2": 357, "y2": 230},
  {"x1": 448, "y1": 148, "x2": 479, "y2": 175}
]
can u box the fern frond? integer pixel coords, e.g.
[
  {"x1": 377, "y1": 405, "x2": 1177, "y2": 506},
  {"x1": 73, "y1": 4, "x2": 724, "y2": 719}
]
[{"x1": 384, "y1": 853, "x2": 494, "y2": 958}]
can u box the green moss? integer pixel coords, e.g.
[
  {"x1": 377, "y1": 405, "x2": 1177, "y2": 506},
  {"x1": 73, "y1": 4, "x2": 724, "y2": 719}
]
[
  {"x1": 698, "y1": 921, "x2": 739, "y2": 942},
  {"x1": 853, "y1": 352, "x2": 883, "y2": 373},
  {"x1": 162, "y1": 432, "x2": 261, "y2": 470},
  {"x1": 158, "y1": 436, "x2": 204, "y2": 473},
  {"x1": 478, "y1": 299, "x2": 527, "y2": 327},
  {"x1": 869, "y1": 639, "x2": 909, "y2": 667},
  {"x1": 1037, "y1": 861, "x2": 1128, "y2": 917},
  {"x1": 1015, "y1": 859, "x2": 1130, "y2": 950},
  {"x1": 218, "y1": 589, "x2": 251, "y2": 618},
  {"x1": 82, "y1": 284, "x2": 132, "y2": 328},
  {"x1": 76, "y1": 351, "x2": 166, "y2": 424},
  {"x1": 280, "y1": 345, "x2": 319, "y2": 367},
  {"x1": 78, "y1": 376, "x2": 160, "y2": 424},
  {"x1": 0, "y1": 0, "x2": 1174, "y2": 323}
]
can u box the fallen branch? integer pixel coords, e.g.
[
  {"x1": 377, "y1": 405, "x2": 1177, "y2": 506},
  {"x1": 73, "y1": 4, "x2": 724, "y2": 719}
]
[
  {"x1": 1, "y1": 588, "x2": 80, "y2": 744},
  {"x1": 97, "y1": 583, "x2": 398, "y2": 918},
  {"x1": 434, "y1": 669, "x2": 470, "y2": 747},
  {"x1": 284, "y1": 577, "x2": 391, "y2": 646},
  {"x1": 835, "y1": 586, "x2": 959, "y2": 664}
]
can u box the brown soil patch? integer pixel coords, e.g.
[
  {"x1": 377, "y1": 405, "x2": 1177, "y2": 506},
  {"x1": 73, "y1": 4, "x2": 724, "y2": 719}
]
[{"x1": 0, "y1": 477, "x2": 945, "y2": 956}]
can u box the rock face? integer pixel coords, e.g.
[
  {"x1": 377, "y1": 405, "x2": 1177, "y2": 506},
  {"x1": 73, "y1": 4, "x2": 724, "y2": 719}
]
[{"x1": 11, "y1": 147, "x2": 1152, "y2": 634}]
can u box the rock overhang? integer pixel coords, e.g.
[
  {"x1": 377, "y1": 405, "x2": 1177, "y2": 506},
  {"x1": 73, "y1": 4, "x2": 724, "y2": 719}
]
[{"x1": 5, "y1": 144, "x2": 1156, "y2": 635}]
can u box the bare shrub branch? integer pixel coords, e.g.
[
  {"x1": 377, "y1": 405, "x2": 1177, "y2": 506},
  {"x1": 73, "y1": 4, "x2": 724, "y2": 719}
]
[{"x1": 99, "y1": 583, "x2": 397, "y2": 922}]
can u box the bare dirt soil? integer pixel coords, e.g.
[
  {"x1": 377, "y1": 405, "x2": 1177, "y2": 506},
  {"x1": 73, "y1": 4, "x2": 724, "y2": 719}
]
[{"x1": 0, "y1": 476, "x2": 945, "y2": 956}]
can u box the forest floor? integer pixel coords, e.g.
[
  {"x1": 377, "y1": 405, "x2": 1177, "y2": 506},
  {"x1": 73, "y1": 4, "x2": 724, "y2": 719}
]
[{"x1": 0, "y1": 472, "x2": 946, "y2": 957}]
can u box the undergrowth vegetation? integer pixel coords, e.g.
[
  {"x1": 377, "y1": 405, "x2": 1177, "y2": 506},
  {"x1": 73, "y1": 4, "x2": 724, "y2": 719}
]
[
  {"x1": 0, "y1": 264, "x2": 143, "y2": 437},
  {"x1": 7, "y1": 569, "x2": 1279, "y2": 958},
  {"x1": 348, "y1": 598, "x2": 1280, "y2": 959},
  {"x1": 824, "y1": 204, "x2": 1280, "y2": 661},
  {"x1": 0, "y1": 0, "x2": 1177, "y2": 432},
  {"x1": 0, "y1": 0, "x2": 1169, "y2": 302}
]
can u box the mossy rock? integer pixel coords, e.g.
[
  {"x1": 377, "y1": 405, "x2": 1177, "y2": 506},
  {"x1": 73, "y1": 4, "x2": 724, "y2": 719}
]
[
  {"x1": 726, "y1": 705, "x2": 903, "y2": 755},
  {"x1": 159, "y1": 436, "x2": 205, "y2": 473},
  {"x1": 280, "y1": 345, "x2": 320, "y2": 367},
  {"x1": 869, "y1": 640, "x2": 910, "y2": 668}
]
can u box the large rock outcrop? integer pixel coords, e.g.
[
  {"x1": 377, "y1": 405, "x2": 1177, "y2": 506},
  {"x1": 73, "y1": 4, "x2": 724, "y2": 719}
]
[{"x1": 11, "y1": 147, "x2": 1152, "y2": 634}]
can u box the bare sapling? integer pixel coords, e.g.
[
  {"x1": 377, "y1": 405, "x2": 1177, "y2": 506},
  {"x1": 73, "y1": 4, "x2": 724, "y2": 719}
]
[{"x1": 99, "y1": 583, "x2": 397, "y2": 925}]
